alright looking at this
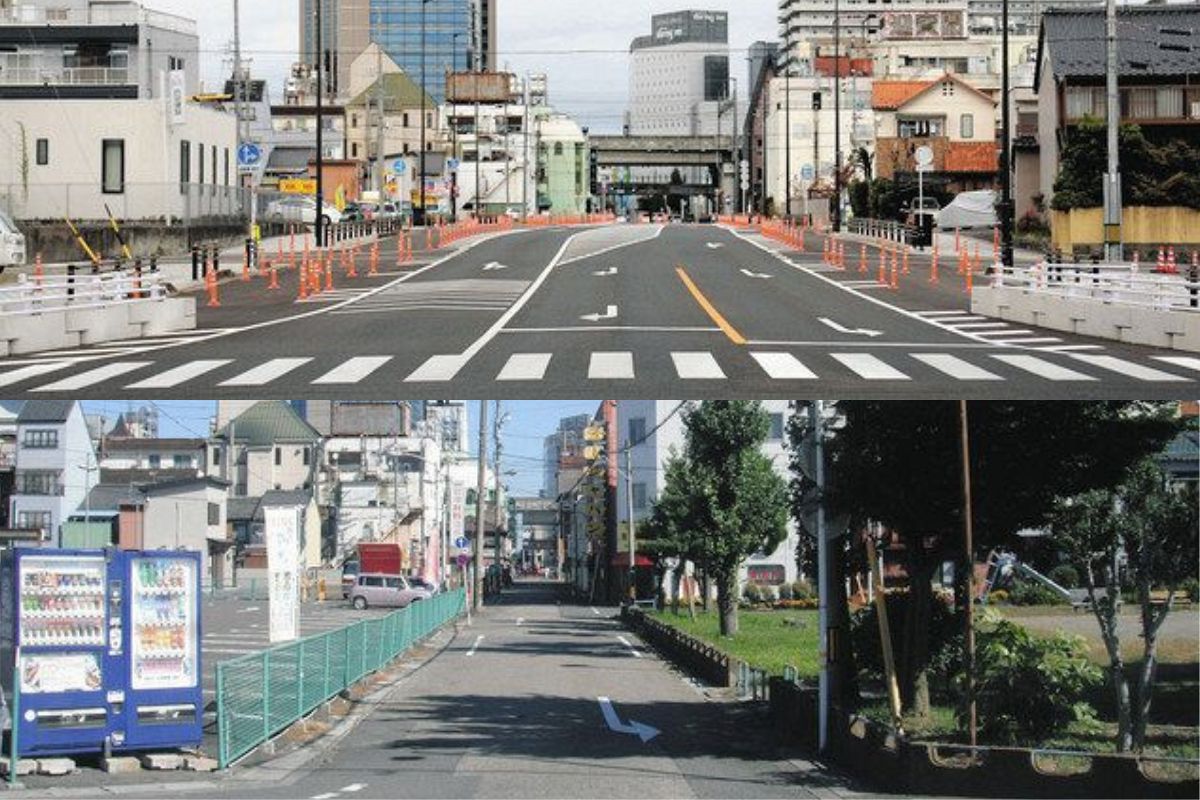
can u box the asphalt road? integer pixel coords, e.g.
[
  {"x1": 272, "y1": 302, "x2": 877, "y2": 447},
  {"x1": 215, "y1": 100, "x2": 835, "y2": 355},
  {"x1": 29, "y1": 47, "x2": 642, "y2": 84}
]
[
  {"x1": 0, "y1": 223, "x2": 1196, "y2": 399},
  {"x1": 179, "y1": 580, "x2": 865, "y2": 800}
]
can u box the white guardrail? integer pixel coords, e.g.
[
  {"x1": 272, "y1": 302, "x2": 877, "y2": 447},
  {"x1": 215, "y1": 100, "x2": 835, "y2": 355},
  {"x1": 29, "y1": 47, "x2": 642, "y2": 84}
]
[
  {"x1": 991, "y1": 261, "x2": 1200, "y2": 312},
  {"x1": 0, "y1": 270, "x2": 166, "y2": 318}
]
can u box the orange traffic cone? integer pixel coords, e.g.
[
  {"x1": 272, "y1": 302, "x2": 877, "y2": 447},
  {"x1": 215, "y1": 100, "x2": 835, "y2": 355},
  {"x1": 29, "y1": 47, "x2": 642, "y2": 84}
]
[
  {"x1": 930, "y1": 245, "x2": 940, "y2": 284},
  {"x1": 242, "y1": 249, "x2": 251, "y2": 282},
  {"x1": 297, "y1": 262, "x2": 309, "y2": 300},
  {"x1": 206, "y1": 264, "x2": 220, "y2": 307},
  {"x1": 369, "y1": 241, "x2": 379, "y2": 275},
  {"x1": 267, "y1": 261, "x2": 279, "y2": 291},
  {"x1": 34, "y1": 253, "x2": 44, "y2": 286},
  {"x1": 859, "y1": 244, "x2": 867, "y2": 274},
  {"x1": 902, "y1": 247, "x2": 910, "y2": 275},
  {"x1": 877, "y1": 247, "x2": 887, "y2": 285},
  {"x1": 325, "y1": 260, "x2": 334, "y2": 292}
]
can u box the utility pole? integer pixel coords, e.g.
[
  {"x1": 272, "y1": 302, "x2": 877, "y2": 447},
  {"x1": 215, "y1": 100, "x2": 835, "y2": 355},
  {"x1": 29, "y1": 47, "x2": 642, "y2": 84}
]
[
  {"x1": 314, "y1": 0, "x2": 325, "y2": 247},
  {"x1": 420, "y1": 0, "x2": 430, "y2": 224},
  {"x1": 810, "y1": 401, "x2": 829, "y2": 752},
  {"x1": 493, "y1": 400, "x2": 503, "y2": 570},
  {"x1": 473, "y1": 400, "x2": 488, "y2": 609},
  {"x1": 1102, "y1": 0, "x2": 1122, "y2": 263},
  {"x1": 832, "y1": 0, "x2": 842, "y2": 233},
  {"x1": 374, "y1": 8, "x2": 385, "y2": 195},
  {"x1": 522, "y1": 74, "x2": 530, "y2": 223},
  {"x1": 959, "y1": 401, "x2": 978, "y2": 748},
  {"x1": 1000, "y1": 0, "x2": 1015, "y2": 267},
  {"x1": 625, "y1": 447, "x2": 635, "y2": 604}
]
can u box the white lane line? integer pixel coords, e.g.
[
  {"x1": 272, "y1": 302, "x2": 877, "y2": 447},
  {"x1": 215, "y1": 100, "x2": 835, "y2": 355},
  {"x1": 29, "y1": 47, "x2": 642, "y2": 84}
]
[
  {"x1": 991, "y1": 354, "x2": 1097, "y2": 381},
  {"x1": 0, "y1": 362, "x2": 74, "y2": 387},
  {"x1": 465, "y1": 634, "x2": 484, "y2": 656},
  {"x1": 617, "y1": 635, "x2": 643, "y2": 658},
  {"x1": 342, "y1": 784, "x2": 366, "y2": 793},
  {"x1": 33, "y1": 361, "x2": 151, "y2": 392},
  {"x1": 590, "y1": 607, "x2": 601, "y2": 616},
  {"x1": 911, "y1": 353, "x2": 1004, "y2": 381},
  {"x1": 1153, "y1": 355, "x2": 1200, "y2": 373},
  {"x1": 992, "y1": 338, "x2": 1064, "y2": 346},
  {"x1": 127, "y1": 359, "x2": 233, "y2": 389},
  {"x1": 1067, "y1": 354, "x2": 1190, "y2": 382},
  {"x1": 750, "y1": 352, "x2": 818, "y2": 380},
  {"x1": 311, "y1": 356, "x2": 393, "y2": 385},
  {"x1": 671, "y1": 351, "x2": 726, "y2": 379},
  {"x1": 238, "y1": 607, "x2": 261, "y2": 613},
  {"x1": 971, "y1": 329, "x2": 1034, "y2": 337},
  {"x1": 1041, "y1": 344, "x2": 1105, "y2": 352},
  {"x1": 831, "y1": 353, "x2": 911, "y2": 380},
  {"x1": 404, "y1": 354, "x2": 467, "y2": 382},
  {"x1": 496, "y1": 353, "x2": 553, "y2": 381},
  {"x1": 219, "y1": 357, "x2": 312, "y2": 386},
  {"x1": 915, "y1": 309, "x2": 973, "y2": 317},
  {"x1": 589, "y1": 352, "x2": 635, "y2": 380},
  {"x1": 951, "y1": 322, "x2": 1013, "y2": 330},
  {"x1": 311, "y1": 793, "x2": 338, "y2": 799},
  {"x1": 501, "y1": 325, "x2": 720, "y2": 334}
]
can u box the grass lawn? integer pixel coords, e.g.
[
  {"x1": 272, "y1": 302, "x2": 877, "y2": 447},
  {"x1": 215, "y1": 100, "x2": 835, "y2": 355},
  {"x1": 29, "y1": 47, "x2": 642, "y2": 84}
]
[{"x1": 647, "y1": 607, "x2": 820, "y2": 678}]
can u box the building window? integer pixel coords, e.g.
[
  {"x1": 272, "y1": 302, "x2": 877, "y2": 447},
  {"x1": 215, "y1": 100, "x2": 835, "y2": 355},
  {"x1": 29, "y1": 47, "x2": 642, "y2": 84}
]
[
  {"x1": 897, "y1": 118, "x2": 942, "y2": 138},
  {"x1": 211, "y1": 144, "x2": 217, "y2": 185},
  {"x1": 632, "y1": 482, "x2": 647, "y2": 510},
  {"x1": 35, "y1": 138, "x2": 48, "y2": 165},
  {"x1": 351, "y1": 113, "x2": 358, "y2": 128},
  {"x1": 17, "y1": 511, "x2": 53, "y2": 532},
  {"x1": 148, "y1": 454, "x2": 161, "y2": 468},
  {"x1": 174, "y1": 454, "x2": 190, "y2": 468},
  {"x1": 627, "y1": 417, "x2": 646, "y2": 446},
  {"x1": 180, "y1": 140, "x2": 191, "y2": 182},
  {"x1": 22, "y1": 429, "x2": 58, "y2": 449},
  {"x1": 352, "y1": 142, "x2": 359, "y2": 158},
  {"x1": 224, "y1": 147, "x2": 230, "y2": 186},
  {"x1": 211, "y1": 446, "x2": 221, "y2": 465},
  {"x1": 960, "y1": 113, "x2": 974, "y2": 139},
  {"x1": 198, "y1": 143, "x2": 205, "y2": 185},
  {"x1": 18, "y1": 470, "x2": 61, "y2": 496},
  {"x1": 303, "y1": 447, "x2": 310, "y2": 466},
  {"x1": 45, "y1": 7, "x2": 69, "y2": 21},
  {"x1": 554, "y1": 142, "x2": 563, "y2": 156},
  {"x1": 101, "y1": 139, "x2": 124, "y2": 193},
  {"x1": 274, "y1": 447, "x2": 282, "y2": 466},
  {"x1": 403, "y1": 112, "x2": 410, "y2": 127},
  {"x1": 768, "y1": 413, "x2": 785, "y2": 441},
  {"x1": 207, "y1": 502, "x2": 220, "y2": 525}
]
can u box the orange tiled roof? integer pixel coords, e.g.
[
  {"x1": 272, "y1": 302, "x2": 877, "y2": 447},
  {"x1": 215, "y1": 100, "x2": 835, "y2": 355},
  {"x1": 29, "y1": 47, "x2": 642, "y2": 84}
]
[
  {"x1": 871, "y1": 80, "x2": 931, "y2": 110},
  {"x1": 945, "y1": 141, "x2": 998, "y2": 173}
]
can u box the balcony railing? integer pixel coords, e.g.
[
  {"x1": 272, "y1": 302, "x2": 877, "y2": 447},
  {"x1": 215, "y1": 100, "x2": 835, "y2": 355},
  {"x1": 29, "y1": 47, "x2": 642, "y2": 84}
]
[{"x1": 0, "y1": 67, "x2": 132, "y2": 86}]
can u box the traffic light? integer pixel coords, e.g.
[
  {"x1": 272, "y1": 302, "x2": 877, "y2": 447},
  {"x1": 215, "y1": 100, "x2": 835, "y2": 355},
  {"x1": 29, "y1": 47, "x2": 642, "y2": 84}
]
[
  {"x1": 812, "y1": 91, "x2": 822, "y2": 110},
  {"x1": 589, "y1": 149, "x2": 600, "y2": 196}
]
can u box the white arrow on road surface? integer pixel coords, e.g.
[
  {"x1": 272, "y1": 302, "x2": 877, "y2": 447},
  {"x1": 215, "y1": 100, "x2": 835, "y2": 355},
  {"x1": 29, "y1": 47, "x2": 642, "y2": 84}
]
[
  {"x1": 706, "y1": 243, "x2": 724, "y2": 249},
  {"x1": 593, "y1": 266, "x2": 619, "y2": 277},
  {"x1": 598, "y1": 697, "x2": 660, "y2": 743},
  {"x1": 739, "y1": 268, "x2": 773, "y2": 279},
  {"x1": 482, "y1": 261, "x2": 508, "y2": 271},
  {"x1": 581, "y1": 305, "x2": 619, "y2": 322},
  {"x1": 819, "y1": 317, "x2": 883, "y2": 338}
]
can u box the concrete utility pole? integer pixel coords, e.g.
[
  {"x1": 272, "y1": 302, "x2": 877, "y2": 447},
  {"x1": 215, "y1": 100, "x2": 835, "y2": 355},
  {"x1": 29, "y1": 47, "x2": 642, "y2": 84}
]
[
  {"x1": 522, "y1": 74, "x2": 530, "y2": 222},
  {"x1": 832, "y1": 0, "x2": 842, "y2": 233},
  {"x1": 314, "y1": 0, "x2": 325, "y2": 247},
  {"x1": 473, "y1": 400, "x2": 488, "y2": 609},
  {"x1": 999, "y1": 0, "x2": 1015, "y2": 267},
  {"x1": 374, "y1": 12, "x2": 385, "y2": 195},
  {"x1": 959, "y1": 401, "x2": 978, "y2": 747},
  {"x1": 785, "y1": 55, "x2": 792, "y2": 219},
  {"x1": 1103, "y1": 0, "x2": 1122, "y2": 263},
  {"x1": 810, "y1": 401, "x2": 829, "y2": 753},
  {"x1": 625, "y1": 446, "x2": 635, "y2": 604},
  {"x1": 493, "y1": 400, "x2": 503, "y2": 569}
]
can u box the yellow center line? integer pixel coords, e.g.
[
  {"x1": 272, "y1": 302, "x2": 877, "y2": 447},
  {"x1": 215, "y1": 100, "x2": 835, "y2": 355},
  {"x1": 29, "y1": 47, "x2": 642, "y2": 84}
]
[{"x1": 674, "y1": 265, "x2": 747, "y2": 346}]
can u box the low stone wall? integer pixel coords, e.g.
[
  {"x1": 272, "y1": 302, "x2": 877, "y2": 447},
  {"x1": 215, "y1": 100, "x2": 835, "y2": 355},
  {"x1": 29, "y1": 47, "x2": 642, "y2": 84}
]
[
  {"x1": 0, "y1": 296, "x2": 195, "y2": 356},
  {"x1": 971, "y1": 285, "x2": 1200, "y2": 352},
  {"x1": 1051, "y1": 207, "x2": 1200, "y2": 255},
  {"x1": 621, "y1": 607, "x2": 736, "y2": 687},
  {"x1": 17, "y1": 221, "x2": 292, "y2": 264}
]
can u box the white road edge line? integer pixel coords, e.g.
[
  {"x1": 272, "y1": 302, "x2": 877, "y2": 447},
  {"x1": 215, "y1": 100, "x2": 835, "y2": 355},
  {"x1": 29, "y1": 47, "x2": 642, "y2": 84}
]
[
  {"x1": 617, "y1": 635, "x2": 644, "y2": 658},
  {"x1": 465, "y1": 634, "x2": 484, "y2": 656}
]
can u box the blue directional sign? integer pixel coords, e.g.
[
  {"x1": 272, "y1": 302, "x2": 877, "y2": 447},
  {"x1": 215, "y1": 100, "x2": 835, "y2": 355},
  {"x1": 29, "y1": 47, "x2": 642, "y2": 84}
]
[
  {"x1": 447, "y1": 158, "x2": 460, "y2": 171},
  {"x1": 800, "y1": 164, "x2": 815, "y2": 181},
  {"x1": 237, "y1": 143, "x2": 262, "y2": 167},
  {"x1": 454, "y1": 537, "x2": 469, "y2": 549},
  {"x1": 392, "y1": 159, "x2": 407, "y2": 175}
]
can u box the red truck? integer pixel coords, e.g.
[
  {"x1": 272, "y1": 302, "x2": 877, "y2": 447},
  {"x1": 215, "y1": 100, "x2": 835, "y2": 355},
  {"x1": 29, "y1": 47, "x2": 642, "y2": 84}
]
[{"x1": 341, "y1": 543, "x2": 404, "y2": 598}]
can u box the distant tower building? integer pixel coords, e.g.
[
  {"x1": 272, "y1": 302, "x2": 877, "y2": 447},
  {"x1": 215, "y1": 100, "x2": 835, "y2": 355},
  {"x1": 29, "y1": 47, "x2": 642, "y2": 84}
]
[{"x1": 627, "y1": 9, "x2": 734, "y2": 136}]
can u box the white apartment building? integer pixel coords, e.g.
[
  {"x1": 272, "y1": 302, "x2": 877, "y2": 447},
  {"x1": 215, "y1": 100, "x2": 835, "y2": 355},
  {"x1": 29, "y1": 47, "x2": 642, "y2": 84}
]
[
  {"x1": 9, "y1": 400, "x2": 96, "y2": 545},
  {"x1": 615, "y1": 401, "x2": 801, "y2": 591},
  {"x1": 627, "y1": 9, "x2": 738, "y2": 137},
  {"x1": 447, "y1": 80, "x2": 536, "y2": 217}
]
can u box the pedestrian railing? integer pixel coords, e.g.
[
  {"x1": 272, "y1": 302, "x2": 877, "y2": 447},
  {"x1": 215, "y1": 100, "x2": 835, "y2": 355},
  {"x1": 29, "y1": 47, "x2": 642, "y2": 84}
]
[
  {"x1": 0, "y1": 269, "x2": 166, "y2": 317},
  {"x1": 215, "y1": 588, "x2": 466, "y2": 769},
  {"x1": 847, "y1": 217, "x2": 916, "y2": 245},
  {"x1": 736, "y1": 661, "x2": 772, "y2": 701},
  {"x1": 990, "y1": 262, "x2": 1200, "y2": 311}
]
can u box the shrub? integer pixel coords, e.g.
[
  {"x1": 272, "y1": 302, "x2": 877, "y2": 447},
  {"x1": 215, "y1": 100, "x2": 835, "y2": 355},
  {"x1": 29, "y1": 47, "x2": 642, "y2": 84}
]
[
  {"x1": 743, "y1": 582, "x2": 763, "y2": 604},
  {"x1": 963, "y1": 619, "x2": 1101, "y2": 744},
  {"x1": 988, "y1": 589, "x2": 1010, "y2": 604},
  {"x1": 850, "y1": 592, "x2": 960, "y2": 684},
  {"x1": 775, "y1": 598, "x2": 818, "y2": 610},
  {"x1": 1009, "y1": 580, "x2": 1068, "y2": 606},
  {"x1": 760, "y1": 584, "x2": 778, "y2": 603},
  {"x1": 1180, "y1": 577, "x2": 1199, "y2": 604},
  {"x1": 778, "y1": 582, "x2": 795, "y2": 601},
  {"x1": 792, "y1": 580, "x2": 814, "y2": 601},
  {"x1": 1047, "y1": 564, "x2": 1080, "y2": 590}
]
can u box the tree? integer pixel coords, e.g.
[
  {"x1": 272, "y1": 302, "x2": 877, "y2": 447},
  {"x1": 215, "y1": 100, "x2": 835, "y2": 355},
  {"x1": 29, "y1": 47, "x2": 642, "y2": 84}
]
[
  {"x1": 640, "y1": 450, "x2": 704, "y2": 618},
  {"x1": 824, "y1": 402, "x2": 1180, "y2": 717},
  {"x1": 1049, "y1": 458, "x2": 1199, "y2": 752},
  {"x1": 653, "y1": 402, "x2": 790, "y2": 636}
]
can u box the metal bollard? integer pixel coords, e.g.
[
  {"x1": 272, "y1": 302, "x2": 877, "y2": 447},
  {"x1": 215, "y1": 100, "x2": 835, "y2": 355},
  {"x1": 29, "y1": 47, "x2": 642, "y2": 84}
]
[
  {"x1": 150, "y1": 254, "x2": 159, "y2": 274},
  {"x1": 67, "y1": 264, "x2": 77, "y2": 299},
  {"x1": 191, "y1": 244, "x2": 200, "y2": 280},
  {"x1": 212, "y1": 245, "x2": 220, "y2": 275}
]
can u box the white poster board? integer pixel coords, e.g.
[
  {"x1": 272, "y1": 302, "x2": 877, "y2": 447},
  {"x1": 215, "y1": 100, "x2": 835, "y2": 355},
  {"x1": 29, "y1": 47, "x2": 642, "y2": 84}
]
[
  {"x1": 450, "y1": 481, "x2": 466, "y2": 542},
  {"x1": 265, "y1": 505, "x2": 302, "y2": 643}
]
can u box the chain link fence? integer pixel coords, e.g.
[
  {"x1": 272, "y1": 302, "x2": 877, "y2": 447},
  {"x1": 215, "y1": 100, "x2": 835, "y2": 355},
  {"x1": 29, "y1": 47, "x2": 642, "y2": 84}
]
[{"x1": 215, "y1": 588, "x2": 466, "y2": 768}]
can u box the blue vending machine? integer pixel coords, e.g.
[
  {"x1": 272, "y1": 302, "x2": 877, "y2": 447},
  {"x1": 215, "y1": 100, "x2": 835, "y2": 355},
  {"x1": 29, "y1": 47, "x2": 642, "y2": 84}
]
[
  {"x1": 113, "y1": 550, "x2": 203, "y2": 751},
  {"x1": 0, "y1": 548, "x2": 113, "y2": 756}
]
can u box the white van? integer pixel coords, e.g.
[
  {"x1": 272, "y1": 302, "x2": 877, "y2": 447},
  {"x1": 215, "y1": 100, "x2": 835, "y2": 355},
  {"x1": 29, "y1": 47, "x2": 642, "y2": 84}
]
[{"x1": 0, "y1": 210, "x2": 26, "y2": 271}]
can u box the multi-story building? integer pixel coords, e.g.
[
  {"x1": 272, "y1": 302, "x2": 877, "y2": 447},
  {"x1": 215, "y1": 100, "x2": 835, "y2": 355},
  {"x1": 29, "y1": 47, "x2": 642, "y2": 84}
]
[
  {"x1": 533, "y1": 112, "x2": 590, "y2": 215},
  {"x1": 614, "y1": 401, "x2": 801, "y2": 596},
  {"x1": 345, "y1": 63, "x2": 438, "y2": 196},
  {"x1": 627, "y1": 9, "x2": 736, "y2": 137},
  {"x1": 542, "y1": 413, "x2": 591, "y2": 498},
  {"x1": 208, "y1": 401, "x2": 321, "y2": 498},
  {"x1": 99, "y1": 437, "x2": 206, "y2": 485},
  {"x1": 446, "y1": 72, "x2": 535, "y2": 216},
  {"x1": 298, "y1": 0, "x2": 496, "y2": 102},
  {"x1": 0, "y1": 401, "x2": 21, "y2": 530},
  {"x1": 513, "y1": 497, "x2": 558, "y2": 573},
  {"x1": 8, "y1": 401, "x2": 96, "y2": 545}
]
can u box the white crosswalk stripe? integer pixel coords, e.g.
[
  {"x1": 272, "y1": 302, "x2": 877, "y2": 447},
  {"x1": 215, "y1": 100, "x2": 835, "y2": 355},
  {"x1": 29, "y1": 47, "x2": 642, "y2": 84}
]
[
  {"x1": 219, "y1": 358, "x2": 313, "y2": 386},
  {"x1": 911, "y1": 353, "x2": 1004, "y2": 381},
  {"x1": 1067, "y1": 354, "x2": 1191, "y2": 382},
  {"x1": 330, "y1": 279, "x2": 529, "y2": 316},
  {"x1": 126, "y1": 359, "x2": 232, "y2": 389},
  {"x1": 750, "y1": 352, "x2": 817, "y2": 380},
  {"x1": 671, "y1": 352, "x2": 726, "y2": 379},
  {"x1": 991, "y1": 354, "x2": 1097, "y2": 381},
  {"x1": 1152, "y1": 356, "x2": 1200, "y2": 374},
  {"x1": 312, "y1": 356, "x2": 393, "y2": 384},
  {"x1": 0, "y1": 362, "x2": 73, "y2": 387},
  {"x1": 589, "y1": 352, "x2": 635, "y2": 380},
  {"x1": 831, "y1": 353, "x2": 911, "y2": 380},
  {"x1": 33, "y1": 362, "x2": 152, "y2": 391},
  {"x1": 496, "y1": 353, "x2": 553, "y2": 381}
]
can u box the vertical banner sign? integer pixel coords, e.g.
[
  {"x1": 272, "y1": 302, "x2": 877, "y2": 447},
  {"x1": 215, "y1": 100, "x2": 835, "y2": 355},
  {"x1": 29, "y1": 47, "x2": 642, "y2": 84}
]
[
  {"x1": 265, "y1": 505, "x2": 302, "y2": 643},
  {"x1": 168, "y1": 70, "x2": 186, "y2": 127},
  {"x1": 450, "y1": 481, "x2": 466, "y2": 543}
]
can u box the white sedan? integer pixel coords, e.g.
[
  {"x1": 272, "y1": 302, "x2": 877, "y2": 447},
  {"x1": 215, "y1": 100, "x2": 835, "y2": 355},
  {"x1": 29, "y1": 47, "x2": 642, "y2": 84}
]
[{"x1": 265, "y1": 195, "x2": 343, "y2": 227}]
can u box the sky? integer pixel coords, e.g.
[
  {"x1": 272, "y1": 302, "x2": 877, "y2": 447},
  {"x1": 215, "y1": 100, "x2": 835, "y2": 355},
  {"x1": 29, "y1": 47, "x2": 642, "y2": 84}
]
[
  {"x1": 149, "y1": 0, "x2": 779, "y2": 133},
  {"x1": 80, "y1": 399, "x2": 601, "y2": 498}
]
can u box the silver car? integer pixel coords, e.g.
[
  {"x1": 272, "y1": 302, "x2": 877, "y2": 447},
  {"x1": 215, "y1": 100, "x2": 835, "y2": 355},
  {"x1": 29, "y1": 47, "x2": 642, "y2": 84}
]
[{"x1": 349, "y1": 573, "x2": 431, "y2": 609}]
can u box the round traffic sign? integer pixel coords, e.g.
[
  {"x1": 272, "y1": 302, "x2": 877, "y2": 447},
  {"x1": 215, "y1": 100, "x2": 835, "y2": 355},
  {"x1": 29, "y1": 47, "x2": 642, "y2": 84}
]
[
  {"x1": 915, "y1": 145, "x2": 934, "y2": 166},
  {"x1": 392, "y1": 159, "x2": 407, "y2": 175},
  {"x1": 237, "y1": 143, "x2": 262, "y2": 167},
  {"x1": 454, "y1": 537, "x2": 469, "y2": 549}
]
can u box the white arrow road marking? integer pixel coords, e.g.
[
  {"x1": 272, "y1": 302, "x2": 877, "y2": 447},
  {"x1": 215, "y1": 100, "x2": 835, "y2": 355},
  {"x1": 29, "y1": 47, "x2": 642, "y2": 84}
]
[
  {"x1": 819, "y1": 317, "x2": 884, "y2": 338},
  {"x1": 617, "y1": 635, "x2": 643, "y2": 658},
  {"x1": 598, "y1": 697, "x2": 659, "y2": 743},
  {"x1": 581, "y1": 304, "x2": 619, "y2": 322},
  {"x1": 739, "y1": 268, "x2": 773, "y2": 279},
  {"x1": 481, "y1": 261, "x2": 508, "y2": 271},
  {"x1": 465, "y1": 634, "x2": 484, "y2": 656},
  {"x1": 593, "y1": 266, "x2": 619, "y2": 276},
  {"x1": 706, "y1": 242, "x2": 724, "y2": 249}
]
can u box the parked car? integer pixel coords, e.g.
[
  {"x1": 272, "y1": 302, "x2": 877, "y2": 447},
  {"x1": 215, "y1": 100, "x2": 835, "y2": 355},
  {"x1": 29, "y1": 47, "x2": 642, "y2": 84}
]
[
  {"x1": 407, "y1": 576, "x2": 440, "y2": 595},
  {"x1": 349, "y1": 573, "x2": 431, "y2": 609},
  {"x1": 341, "y1": 559, "x2": 360, "y2": 599},
  {"x1": 0, "y1": 209, "x2": 26, "y2": 272},
  {"x1": 264, "y1": 195, "x2": 343, "y2": 227},
  {"x1": 937, "y1": 189, "x2": 998, "y2": 230},
  {"x1": 341, "y1": 202, "x2": 366, "y2": 223}
]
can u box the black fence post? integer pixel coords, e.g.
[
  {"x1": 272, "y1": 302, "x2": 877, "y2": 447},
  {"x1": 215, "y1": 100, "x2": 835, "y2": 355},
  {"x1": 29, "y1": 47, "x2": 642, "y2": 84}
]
[
  {"x1": 191, "y1": 244, "x2": 200, "y2": 281},
  {"x1": 212, "y1": 245, "x2": 220, "y2": 275},
  {"x1": 67, "y1": 264, "x2": 76, "y2": 299}
]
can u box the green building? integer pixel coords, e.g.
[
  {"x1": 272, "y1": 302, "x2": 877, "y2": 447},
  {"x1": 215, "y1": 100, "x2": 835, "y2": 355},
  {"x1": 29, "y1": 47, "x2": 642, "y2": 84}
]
[{"x1": 534, "y1": 111, "x2": 590, "y2": 215}]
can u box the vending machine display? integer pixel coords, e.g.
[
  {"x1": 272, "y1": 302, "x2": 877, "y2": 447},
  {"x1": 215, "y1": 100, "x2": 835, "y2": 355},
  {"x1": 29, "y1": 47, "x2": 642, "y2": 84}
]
[
  {"x1": 18, "y1": 556, "x2": 107, "y2": 649},
  {"x1": 129, "y1": 557, "x2": 198, "y2": 690}
]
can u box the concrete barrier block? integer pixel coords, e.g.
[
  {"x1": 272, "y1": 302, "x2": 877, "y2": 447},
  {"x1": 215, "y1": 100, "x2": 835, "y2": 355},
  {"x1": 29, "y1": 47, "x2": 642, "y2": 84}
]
[
  {"x1": 35, "y1": 758, "x2": 76, "y2": 776},
  {"x1": 0, "y1": 310, "x2": 72, "y2": 356},
  {"x1": 0, "y1": 758, "x2": 38, "y2": 777},
  {"x1": 101, "y1": 756, "x2": 142, "y2": 774},
  {"x1": 139, "y1": 753, "x2": 184, "y2": 770},
  {"x1": 65, "y1": 306, "x2": 139, "y2": 345},
  {"x1": 182, "y1": 755, "x2": 218, "y2": 772},
  {"x1": 129, "y1": 296, "x2": 196, "y2": 336}
]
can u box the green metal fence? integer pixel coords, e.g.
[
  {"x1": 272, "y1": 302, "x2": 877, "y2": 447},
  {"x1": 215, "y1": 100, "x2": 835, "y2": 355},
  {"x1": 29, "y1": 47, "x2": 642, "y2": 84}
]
[{"x1": 215, "y1": 588, "x2": 466, "y2": 768}]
